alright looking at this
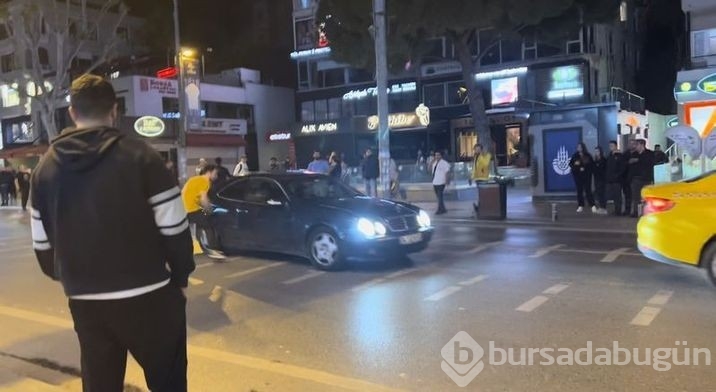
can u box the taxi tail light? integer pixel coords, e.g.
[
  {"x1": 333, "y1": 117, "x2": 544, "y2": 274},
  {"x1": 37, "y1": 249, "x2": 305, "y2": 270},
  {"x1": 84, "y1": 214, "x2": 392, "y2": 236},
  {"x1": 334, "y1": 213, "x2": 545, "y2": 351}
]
[{"x1": 643, "y1": 197, "x2": 675, "y2": 215}]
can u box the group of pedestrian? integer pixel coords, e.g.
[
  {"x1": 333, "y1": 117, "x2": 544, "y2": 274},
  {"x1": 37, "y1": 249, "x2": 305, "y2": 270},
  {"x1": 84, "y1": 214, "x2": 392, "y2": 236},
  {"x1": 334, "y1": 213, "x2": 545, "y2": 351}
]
[
  {"x1": 571, "y1": 139, "x2": 655, "y2": 217},
  {"x1": 0, "y1": 165, "x2": 31, "y2": 210}
]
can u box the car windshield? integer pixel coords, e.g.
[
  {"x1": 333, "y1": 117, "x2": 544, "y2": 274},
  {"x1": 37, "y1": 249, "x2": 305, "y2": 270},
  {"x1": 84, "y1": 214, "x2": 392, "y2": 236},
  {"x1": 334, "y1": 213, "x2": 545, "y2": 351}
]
[
  {"x1": 282, "y1": 176, "x2": 360, "y2": 200},
  {"x1": 684, "y1": 170, "x2": 716, "y2": 183}
]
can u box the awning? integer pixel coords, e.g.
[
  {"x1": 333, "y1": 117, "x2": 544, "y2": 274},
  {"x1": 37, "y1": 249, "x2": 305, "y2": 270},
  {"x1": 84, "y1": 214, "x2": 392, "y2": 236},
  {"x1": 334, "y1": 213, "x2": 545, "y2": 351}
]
[{"x1": 0, "y1": 144, "x2": 48, "y2": 159}]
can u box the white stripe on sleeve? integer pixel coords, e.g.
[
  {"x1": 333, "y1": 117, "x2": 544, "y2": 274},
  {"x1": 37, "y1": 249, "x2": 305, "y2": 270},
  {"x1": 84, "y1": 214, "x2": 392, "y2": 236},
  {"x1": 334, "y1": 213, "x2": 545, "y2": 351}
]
[
  {"x1": 150, "y1": 188, "x2": 189, "y2": 236},
  {"x1": 30, "y1": 208, "x2": 52, "y2": 251}
]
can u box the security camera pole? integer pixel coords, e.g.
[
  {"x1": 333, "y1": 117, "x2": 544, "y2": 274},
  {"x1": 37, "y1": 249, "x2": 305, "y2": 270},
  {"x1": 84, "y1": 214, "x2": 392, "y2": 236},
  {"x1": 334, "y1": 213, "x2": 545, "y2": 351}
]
[{"x1": 373, "y1": 0, "x2": 391, "y2": 197}]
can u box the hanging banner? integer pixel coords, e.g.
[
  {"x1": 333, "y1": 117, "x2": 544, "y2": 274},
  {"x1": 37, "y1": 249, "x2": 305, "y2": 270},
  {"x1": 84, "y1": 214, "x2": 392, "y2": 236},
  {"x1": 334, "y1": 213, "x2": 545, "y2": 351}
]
[
  {"x1": 665, "y1": 125, "x2": 702, "y2": 159},
  {"x1": 543, "y1": 128, "x2": 581, "y2": 193},
  {"x1": 181, "y1": 56, "x2": 202, "y2": 130}
]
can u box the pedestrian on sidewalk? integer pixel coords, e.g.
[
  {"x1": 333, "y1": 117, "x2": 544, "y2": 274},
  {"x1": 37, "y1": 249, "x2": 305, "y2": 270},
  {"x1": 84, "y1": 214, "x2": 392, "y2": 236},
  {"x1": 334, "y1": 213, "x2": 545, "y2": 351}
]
[
  {"x1": 627, "y1": 139, "x2": 655, "y2": 218},
  {"x1": 361, "y1": 148, "x2": 379, "y2": 197},
  {"x1": 592, "y1": 146, "x2": 608, "y2": 214},
  {"x1": 569, "y1": 142, "x2": 596, "y2": 213},
  {"x1": 233, "y1": 155, "x2": 250, "y2": 177},
  {"x1": 328, "y1": 152, "x2": 342, "y2": 179},
  {"x1": 605, "y1": 140, "x2": 627, "y2": 216},
  {"x1": 15, "y1": 165, "x2": 31, "y2": 211},
  {"x1": 307, "y1": 151, "x2": 329, "y2": 174},
  {"x1": 431, "y1": 151, "x2": 451, "y2": 215},
  {"x1": 195, "y1": 158, "x2": 207, "y2": 176},
  {"x1": 30, "y1": 74, "x2": 195, "y2": 392},
  {"x1": 623, "y1": 139, "x2": 638, "y2": 215},
  {"x1": 0, "y1": 167, "x2": 12, "y2": 206},
  {"x1": 470, "y1": 144, "x2": 494, "y2": 214},
  {"x1": 182, "y1": 164, "x2": 226, "y2": 260}
]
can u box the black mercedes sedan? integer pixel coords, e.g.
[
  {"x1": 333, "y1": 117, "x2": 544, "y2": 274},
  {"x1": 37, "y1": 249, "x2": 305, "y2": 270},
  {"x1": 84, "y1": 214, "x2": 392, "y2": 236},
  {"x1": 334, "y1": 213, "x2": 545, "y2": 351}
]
[{"x1": 209, "y1": 173, "x2": 433, "y2": 270}]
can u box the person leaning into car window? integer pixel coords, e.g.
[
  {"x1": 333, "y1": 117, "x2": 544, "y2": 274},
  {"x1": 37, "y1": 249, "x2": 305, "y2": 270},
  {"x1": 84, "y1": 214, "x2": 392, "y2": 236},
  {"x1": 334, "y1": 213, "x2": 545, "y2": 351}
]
[{"x1": 181, "y1": 164, "x2": 226, "y2": 260}]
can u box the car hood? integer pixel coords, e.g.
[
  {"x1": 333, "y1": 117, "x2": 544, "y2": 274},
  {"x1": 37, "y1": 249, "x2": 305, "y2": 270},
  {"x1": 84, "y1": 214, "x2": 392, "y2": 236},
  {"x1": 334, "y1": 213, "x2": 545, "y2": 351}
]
[{"x1": 316, "y1": 197, "x2": 417, "y2": 218}]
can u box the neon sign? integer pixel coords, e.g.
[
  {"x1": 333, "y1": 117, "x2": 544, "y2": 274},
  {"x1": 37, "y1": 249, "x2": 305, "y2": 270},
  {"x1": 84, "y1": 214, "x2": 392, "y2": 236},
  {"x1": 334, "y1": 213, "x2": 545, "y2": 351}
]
[
  {"x1": 475, "y1": 67, "x2": 527, "y2": 80},
  {"x1": 134, "y1": 116, "x2": 165, "y2": 138},
  {"x1": 342, "y1": 82, "x2": 417, "y2": 101},
  {"x1": 301, "y1": 122, "x2": 338, "y2": 134},
  {"x1": 547, "y1": 65, "x2": 584, "y2": 100},
  {"x1": 367, "y1": 104, "x2": 430, "y2": 130},
  {"x1": 290, "y1": 47, "x2": 331, "y2": 60},
  {"x1": 697, "y1": 73, "x2": 716, "y2": 95}
]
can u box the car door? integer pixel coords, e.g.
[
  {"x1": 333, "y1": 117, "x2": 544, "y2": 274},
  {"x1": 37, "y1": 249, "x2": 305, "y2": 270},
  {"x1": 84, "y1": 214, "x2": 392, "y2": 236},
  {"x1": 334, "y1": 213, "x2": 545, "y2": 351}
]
[
  {"x1": 213, "y1": 178, "x2": 253, "y2": 250},
  {"x1": 243, "y1": 178, "x2": 295, "y2": 253}
]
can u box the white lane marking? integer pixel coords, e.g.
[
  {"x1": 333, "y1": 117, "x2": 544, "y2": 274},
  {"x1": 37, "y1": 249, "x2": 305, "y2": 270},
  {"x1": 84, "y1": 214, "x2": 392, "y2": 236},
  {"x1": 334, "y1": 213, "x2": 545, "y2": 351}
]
[
  {"x1": 647, "y1": 290, "x2": 674, "y2": 306},
  {"x1": 529, "y1": 244, "x2": 565, "y2": 258},
  {"x1": 464, "y1": 241, "x2": 503, "y2": 254},
  {"x1": 600, "y1": 247, "x2": 632, "y2": 263},
  {"x1": 542, "y1": 283, "x2": 571, "y2": 295},
  {"x1": 283, "y1": 270, "x2": 326, "y2": 285},
  {"x1": 188, "y1": 277, "x2": 204, "y2": 286},
  {"x1": 458, "y1": 274, "x2": 488, "y2": 286},
  {"x1": 223, "y1": 262, "x2": 286, "y2": 279},
  {"x1": 557, "y1": 249, "x2": 608, "y2": 255},
  {"x1": 351, "y1": 268, "x2": 420, "y2": 292},
  {"x1": 630, "y1": 306, "x2": 662, "y2": 326},
  {"x1": 516, "y1": 295, "x2": 550, "y2": 312},
  {"x1": 424, "y1": 286, "x2": 462, "y2": 302}
]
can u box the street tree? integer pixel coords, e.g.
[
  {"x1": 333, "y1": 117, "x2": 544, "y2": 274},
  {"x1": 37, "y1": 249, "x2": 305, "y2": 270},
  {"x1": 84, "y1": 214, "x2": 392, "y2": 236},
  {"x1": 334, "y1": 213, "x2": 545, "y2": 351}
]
[
  {"x1": 318, "y1": 0, "x2": 621, "y2": 151},
  {"x1": 3, "y1": 0, "x2": 128, "y2": 139}
]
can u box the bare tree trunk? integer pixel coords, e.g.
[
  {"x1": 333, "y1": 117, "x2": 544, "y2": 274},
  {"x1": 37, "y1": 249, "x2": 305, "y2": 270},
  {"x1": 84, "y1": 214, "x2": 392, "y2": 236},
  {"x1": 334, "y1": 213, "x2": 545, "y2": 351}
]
[{"x1": 454, "y1": 34, "x2": 492, "y2": 154}]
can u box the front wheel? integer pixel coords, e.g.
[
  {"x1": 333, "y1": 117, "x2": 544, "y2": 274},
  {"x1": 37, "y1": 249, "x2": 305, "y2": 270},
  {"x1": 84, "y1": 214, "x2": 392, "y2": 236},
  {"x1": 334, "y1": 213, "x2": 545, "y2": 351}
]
[
  {"x1": 307, "y1": 228, "x2": 345, "y2": 271},
  {"x1": 702, "y1": 242, "x2": 716, "y2": 286}
]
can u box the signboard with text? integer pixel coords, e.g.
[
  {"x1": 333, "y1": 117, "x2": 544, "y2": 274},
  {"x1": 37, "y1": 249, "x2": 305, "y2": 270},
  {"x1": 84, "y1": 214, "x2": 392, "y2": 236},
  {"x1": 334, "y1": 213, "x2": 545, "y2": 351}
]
[
  {"x1": 366, "y1": 104, "x2": 431, "y2": 131},
  {"x1": 139, "y1": 78, "x2": 177, "y2": 96},
  {"x1": 193, "y1": 118, "x2": 247, "y2": 135}
]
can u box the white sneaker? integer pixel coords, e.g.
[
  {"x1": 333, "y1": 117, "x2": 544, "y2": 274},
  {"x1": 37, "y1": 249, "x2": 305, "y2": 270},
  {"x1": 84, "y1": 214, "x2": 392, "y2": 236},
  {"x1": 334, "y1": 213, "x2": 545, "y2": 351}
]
[
  {"x1": 576, "y1": 207, "x2": 584, "y2": 213},
  {"x1": 207, "y1": 249, "x2": 227, "y2": 260},
  {"x1": 591, "y1": 206, "x2": 598, "y2": 213}
]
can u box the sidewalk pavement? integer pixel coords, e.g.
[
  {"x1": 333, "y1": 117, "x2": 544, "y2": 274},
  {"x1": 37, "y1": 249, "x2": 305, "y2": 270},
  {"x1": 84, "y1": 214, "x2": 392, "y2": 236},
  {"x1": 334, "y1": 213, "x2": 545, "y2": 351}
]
[
  {"x1": 414, "y1": 186, "x2": 638, "y2": 233},
  {"x1": 0, "y1": 355, "x2": 75, "y2": 391}
]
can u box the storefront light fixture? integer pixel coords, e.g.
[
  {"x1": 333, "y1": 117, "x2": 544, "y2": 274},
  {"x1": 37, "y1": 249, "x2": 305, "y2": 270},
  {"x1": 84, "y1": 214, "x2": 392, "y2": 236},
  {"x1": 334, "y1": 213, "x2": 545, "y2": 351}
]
[
  {"x1": 181, "y1": 48, "x2": 197, "y2": 58},
  {"x1": 475, "y1": 67, "x2": 528, "y2": 80},
  {"x1": 680, "y1": 82, "x2": 693, "y2": 92}
]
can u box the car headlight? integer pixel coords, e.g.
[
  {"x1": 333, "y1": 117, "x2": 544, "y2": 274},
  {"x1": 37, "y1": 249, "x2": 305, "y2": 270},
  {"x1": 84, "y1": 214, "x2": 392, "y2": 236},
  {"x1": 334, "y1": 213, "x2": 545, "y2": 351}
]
[
  {"x1": 357, "y1": 218, "x2": 387, "y2": 238},
  {"x1": 417, "y1": 210, "x2": 431, "y2": 227}
]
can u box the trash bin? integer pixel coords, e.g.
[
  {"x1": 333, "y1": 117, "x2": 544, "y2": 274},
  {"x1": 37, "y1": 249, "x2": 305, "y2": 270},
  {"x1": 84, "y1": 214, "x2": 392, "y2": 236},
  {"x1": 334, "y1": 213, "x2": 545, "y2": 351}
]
[{"x1": 477, "y1": 181, "x2": 507, "y2": 220}]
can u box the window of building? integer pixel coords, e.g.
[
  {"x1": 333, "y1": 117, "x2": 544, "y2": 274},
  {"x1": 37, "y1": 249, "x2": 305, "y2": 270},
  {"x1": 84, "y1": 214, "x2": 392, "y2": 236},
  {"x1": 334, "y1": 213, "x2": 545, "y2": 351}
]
[
  {"x1": 327, "y1": 97, "x2": 341, "y2": 119},
  {"x1": 342, "y1": 99, "x2": 355, "y2": 118},
  {"x1": 116, "y1": 26, "x2": 129, "y2": 40},
  {"x1": 478, "y1": 29, "x2": 500, "y2": 66},
  {"x1": 692, "y1": 28, "x2": 716, "y2": 58},
  {"x1": 204, "y1": 101, "x2": 242, "y2": 119},
  {"x1": 423, "y1": 84, "x2": 445, "y2": 107},
  {"x1": 319, "y1": 68, "x2": 345, "y2": 87},
  {"x1": 354, "y1": 96, "x2": 376, "y2": 116},
  {"x1": 537, "y1": 43, "x2": 562, "y2": 58},
  {"x1": 446, "y1": 81, "x2": 467, "y2": 106},
  {"x1": 1, "y1": 53, "x2": 13, "y2": 73},
  {"x1": 620, "y1": 1, "x2": 628, "y2": 22},
  {"x1": 298, "y1": 61, "x2": 309, "y2": 89},
  {"x1": 348, "y1": 68, "x2": 372, "y2": 84},
  {"x1": 425, "y1": 37, "x2": 445, "y2": 59},
  {"x1": 523, "y1": 35, "x2": 537, "y2": 60},
  {"x1": 4, "y1": 119, "x2": 37, "y2": 144},
  {"x1": 0, "y1": 84, "x2": 20, "y2": 107},
  {"x1": 295, "y1": 18, "x2": 315, "y2": 50},
  {"x1": 301, "y1": 100, "x2": 314, "y2": 122},
  {"x1": 566, "y1": 28, "x2": 583, "y2": 54},
  {"x1": 314, "y1": 99, "x2": 328, "y2": 121},
  {"x1": 501, "y1": 39, "x2": 522, "y2": 63},
  {"x1": 295, "y1": 0, "x2": 314, "y2": 10},
  {"x1": 162, "y1": 97, "x2": 179, "y2": 116},
  {"x1": 38, "y1": 47, "x2": 49, "y2": 66},
  {"x1": 116, "y1": 97, "x2": 126, "y2": 115}
]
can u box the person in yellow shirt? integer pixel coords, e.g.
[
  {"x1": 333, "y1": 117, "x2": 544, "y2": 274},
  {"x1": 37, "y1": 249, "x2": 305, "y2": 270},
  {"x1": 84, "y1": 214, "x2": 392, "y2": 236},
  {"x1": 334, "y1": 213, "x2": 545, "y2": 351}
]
[
  {"x1": 182, "y1": 164, "x2": 225, "y2": 259},
  {"x1": 471, "y1": 144, "x2": 494, "y2": 213}
]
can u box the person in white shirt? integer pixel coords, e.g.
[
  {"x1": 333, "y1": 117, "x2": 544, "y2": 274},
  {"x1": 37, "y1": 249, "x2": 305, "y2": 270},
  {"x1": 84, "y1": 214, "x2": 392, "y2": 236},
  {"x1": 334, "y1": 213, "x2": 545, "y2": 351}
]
[
  {"x1": 431, "y1": 151, "x2": 451, "y2": 214},
  {"x1": 233, "y1": 155, "x2": 249, "y2": 177}
]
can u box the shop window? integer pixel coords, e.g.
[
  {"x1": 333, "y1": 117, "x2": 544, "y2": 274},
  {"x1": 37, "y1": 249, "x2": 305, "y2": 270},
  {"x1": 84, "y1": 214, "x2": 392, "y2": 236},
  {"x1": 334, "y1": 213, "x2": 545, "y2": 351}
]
[
  {"x1": 327, "y1": 97, "x2": 341, "y2": 119},
  {"x1": 301, "y1": 101, "x2": 314, "y2": 122},
  {"x1": 314, "y1": 99, "x2": 328, "y2": 121},
  {"x1": 501, "y1": 39, "x2": 522, "y2": 63},
  {"x1": 423, "y1": 84, "x2": 445, "y2": 108},
  {"x1": 479, "y1": 29, "x2": 500, "y2": 66},
  {"x1": 446, "y1": 81, "x2": 467, "y2": 106},
  {"x1": 4, "y1": 119, "x2": 37, "y2": 144},
  {"x1": 456, "y1": 131, "x2": 478, "y2": 161}
]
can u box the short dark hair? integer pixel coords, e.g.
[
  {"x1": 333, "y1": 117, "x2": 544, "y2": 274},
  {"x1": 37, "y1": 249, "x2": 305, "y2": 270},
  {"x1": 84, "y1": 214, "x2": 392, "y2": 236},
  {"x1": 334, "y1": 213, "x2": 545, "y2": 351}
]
[
  {"x1": 200, "y1": 164, "x2": 218, "y2": 175},
  {"x1": 654, "y1": 144, "x2": 662, "y2": 148},
  {"x1": 637, "y1": 139, "x2": 647, "y2": 146},
  {"x1": 215, "y1": 157, "x2": 223, "y2": 165},
  {"x1": 70, "y1": 74, "x2": 117, "y2": 120},
  {"x1": 608, "y1": 140, "x2": 618, "y2": 146}
]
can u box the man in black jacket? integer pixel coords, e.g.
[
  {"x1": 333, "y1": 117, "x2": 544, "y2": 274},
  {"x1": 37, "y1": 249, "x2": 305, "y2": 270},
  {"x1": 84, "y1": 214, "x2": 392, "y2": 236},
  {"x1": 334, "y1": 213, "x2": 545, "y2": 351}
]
[
  {"x1": 605, "y1": 140, "x2": 627, "y2": 216},
  {"x1": 627, "y1": 139, "x2": 655, "y2": 218},
  {"x1": 31, "y1": 74, "x2": 194, "y2": 392},
  {"x1": 361, "y1": 148, "x2": 380, "y2": 197}
]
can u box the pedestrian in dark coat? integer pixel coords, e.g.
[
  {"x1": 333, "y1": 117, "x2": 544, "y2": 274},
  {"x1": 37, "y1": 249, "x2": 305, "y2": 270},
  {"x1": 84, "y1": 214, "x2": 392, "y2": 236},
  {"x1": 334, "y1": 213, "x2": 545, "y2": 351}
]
[{"x1": 569, "y1": 142, "x2": 596, "y2": 213}]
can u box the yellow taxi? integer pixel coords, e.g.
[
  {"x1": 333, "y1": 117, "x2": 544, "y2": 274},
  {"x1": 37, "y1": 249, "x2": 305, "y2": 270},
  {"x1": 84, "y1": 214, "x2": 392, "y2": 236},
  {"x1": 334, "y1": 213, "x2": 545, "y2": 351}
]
[{"x1": 637, "y1": 170, "x2": 716, "y2": 284}]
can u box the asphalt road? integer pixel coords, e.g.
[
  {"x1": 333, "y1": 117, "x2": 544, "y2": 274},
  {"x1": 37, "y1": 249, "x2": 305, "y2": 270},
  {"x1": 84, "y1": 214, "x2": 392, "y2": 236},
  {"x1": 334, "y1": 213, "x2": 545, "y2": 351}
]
[{"x1": 0, "y1": 209, "x2": 715, "y2": 391}]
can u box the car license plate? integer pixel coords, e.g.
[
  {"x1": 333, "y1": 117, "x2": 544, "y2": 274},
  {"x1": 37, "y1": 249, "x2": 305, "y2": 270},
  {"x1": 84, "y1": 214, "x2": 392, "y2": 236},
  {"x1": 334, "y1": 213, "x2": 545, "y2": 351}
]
[{"x1": 399, "y1": 233, "x2": 422, "y2": 245}]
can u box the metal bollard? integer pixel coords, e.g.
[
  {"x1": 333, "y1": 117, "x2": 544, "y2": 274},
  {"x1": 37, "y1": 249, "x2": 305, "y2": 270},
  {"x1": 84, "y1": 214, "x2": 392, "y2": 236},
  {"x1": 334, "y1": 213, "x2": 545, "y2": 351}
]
[{"x1": 551, "y1": 203, "x2": 558, "y2": 222}]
